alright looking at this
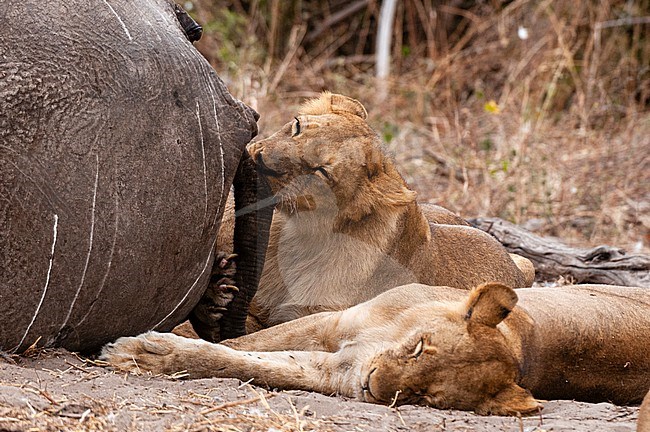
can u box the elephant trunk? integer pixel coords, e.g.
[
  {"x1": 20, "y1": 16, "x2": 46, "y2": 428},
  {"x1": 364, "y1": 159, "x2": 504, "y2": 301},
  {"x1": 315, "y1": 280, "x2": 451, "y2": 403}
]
[{"x1": 218, "y1": 150, "x2": 273, "y2": 340}]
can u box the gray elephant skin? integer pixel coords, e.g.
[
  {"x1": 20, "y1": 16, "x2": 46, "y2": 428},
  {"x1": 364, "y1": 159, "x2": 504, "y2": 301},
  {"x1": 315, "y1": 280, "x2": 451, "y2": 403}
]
[{"x1": 0, "y1": 0, "x2": 270, "y2": 352}]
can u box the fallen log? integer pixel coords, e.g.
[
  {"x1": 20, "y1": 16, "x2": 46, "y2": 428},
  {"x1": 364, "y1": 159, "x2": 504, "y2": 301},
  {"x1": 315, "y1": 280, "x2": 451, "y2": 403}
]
[{"x1": 470, "y1": 217, "x2": 650, "y2": 288}]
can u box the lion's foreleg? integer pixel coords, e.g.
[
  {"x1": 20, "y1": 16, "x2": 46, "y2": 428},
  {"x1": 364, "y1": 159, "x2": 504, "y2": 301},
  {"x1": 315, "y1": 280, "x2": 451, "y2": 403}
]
[{"x1": 101, "y1": 331, "x2": 357, "y2": 397}]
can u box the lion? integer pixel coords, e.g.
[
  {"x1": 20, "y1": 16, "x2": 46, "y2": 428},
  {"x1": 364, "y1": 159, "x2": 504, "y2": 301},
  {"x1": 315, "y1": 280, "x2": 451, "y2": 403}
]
[
  {"x1": 244, "y1": 92, "x2": 534, "y2": 330},
  {"x1": 102, "y1": 282, "x2": 650, "y2": 415},
  {"x1": 640, "y1": 389, "x2": 650, "y2": 432}
]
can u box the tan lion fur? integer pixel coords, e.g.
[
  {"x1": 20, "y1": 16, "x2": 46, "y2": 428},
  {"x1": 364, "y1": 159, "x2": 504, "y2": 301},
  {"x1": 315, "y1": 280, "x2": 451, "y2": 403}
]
[
  {"x1": 102, "y1": 283, "x2": 650, "y2": 416},
  {"x1": 244, "y1": 92, "x2": 533, "y2": 330}
]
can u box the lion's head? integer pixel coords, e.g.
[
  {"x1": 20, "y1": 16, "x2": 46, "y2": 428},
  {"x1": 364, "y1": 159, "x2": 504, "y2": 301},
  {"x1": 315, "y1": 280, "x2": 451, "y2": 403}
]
[
  {"x1": 248, "y1": 92, "x2": 416, "y2": 225},
  {"x1": 360, "y1": 283, "x2": 542, "y2": 415}
]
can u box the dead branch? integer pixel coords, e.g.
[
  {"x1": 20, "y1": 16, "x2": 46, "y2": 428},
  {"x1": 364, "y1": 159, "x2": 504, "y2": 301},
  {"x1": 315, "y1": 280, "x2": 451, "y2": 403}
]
[{"x1": 471, "y1": 217, "x2": 650, "y2": 287}]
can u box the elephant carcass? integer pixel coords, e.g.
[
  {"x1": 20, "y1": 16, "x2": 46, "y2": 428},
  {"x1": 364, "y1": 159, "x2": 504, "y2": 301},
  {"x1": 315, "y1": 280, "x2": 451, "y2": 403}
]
[{"x1": 0, "y1": 0, "x2": 270, "y2": 352}]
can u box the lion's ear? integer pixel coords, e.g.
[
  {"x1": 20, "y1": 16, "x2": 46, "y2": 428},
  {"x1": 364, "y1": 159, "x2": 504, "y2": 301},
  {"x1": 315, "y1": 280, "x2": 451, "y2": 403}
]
[
  {"x1": 475, "y1": 383, "x2": 542, "y2": 416},
  {"x1": 300, "y1": 92, "x2": 368, "y2": 120},
  {"x1": 330, "y1": 94, "x2": 368, "y2": 120},
  {"x1": 464, "y1": 283, "x2": 518, "y2": 328}
]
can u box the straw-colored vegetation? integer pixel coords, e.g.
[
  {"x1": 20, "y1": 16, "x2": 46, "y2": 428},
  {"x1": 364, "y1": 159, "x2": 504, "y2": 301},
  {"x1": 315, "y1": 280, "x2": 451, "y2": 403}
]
[{"x1": 189, "y1": 0, "x2": 649, "y2": 253}]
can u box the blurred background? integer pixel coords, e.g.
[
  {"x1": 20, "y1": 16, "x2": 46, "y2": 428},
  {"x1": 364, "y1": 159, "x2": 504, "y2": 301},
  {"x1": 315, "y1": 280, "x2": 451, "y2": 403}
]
[{"x1": 185, "y1": 0, "x2": 649, "y2": 253}]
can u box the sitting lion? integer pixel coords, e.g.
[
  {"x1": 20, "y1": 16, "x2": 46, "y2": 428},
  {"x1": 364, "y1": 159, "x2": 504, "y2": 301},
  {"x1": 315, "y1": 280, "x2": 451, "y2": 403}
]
[
  {"x1": 244, "y1": 92, "x2": 533, "y2": 330},
  {"x1": 102, "y1": 282, "x2": 650, "y2": 415}
]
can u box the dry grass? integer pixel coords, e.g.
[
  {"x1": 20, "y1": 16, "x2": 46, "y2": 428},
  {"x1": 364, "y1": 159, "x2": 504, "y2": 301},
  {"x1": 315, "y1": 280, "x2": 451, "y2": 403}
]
[
  {"x1": 0, "y1": 350, "x2": 339, "y2": 431},
  {"x1": 185, "y1": 0, "x2": 649, "y2": 253},
  {"x1": 0, "y1": 394, "x2": 336, "y2": 432}
]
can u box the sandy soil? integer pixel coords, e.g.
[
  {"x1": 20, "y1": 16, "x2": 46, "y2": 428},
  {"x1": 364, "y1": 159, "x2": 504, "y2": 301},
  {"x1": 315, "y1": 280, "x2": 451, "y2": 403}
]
[{"x1": 0, "y1": 349, "x2": 640, "y2": 432}]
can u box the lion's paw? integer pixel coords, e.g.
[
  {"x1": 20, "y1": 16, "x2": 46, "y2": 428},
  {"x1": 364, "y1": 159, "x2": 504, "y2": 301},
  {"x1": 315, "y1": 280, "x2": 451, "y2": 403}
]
[{"x1": 100, "y1": 331, "x2": 186, "y2": 375}]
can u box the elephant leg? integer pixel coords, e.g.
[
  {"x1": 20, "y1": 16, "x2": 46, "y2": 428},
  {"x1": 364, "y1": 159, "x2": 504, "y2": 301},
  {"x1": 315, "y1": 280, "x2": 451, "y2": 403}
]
[
  {"x1": 101, "y1": 332, "x2": 357, "y2": 397},
  {"x1": 216, "y1": 150, "x2": 274, "y2": 340}
]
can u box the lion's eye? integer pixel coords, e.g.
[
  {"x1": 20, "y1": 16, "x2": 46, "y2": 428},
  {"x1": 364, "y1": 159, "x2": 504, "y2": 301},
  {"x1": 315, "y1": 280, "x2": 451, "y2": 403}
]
[
  {"x1": 412, "y1": 339, "x2": 424, "y2": 358},
  {"x1": 292, "y1": 117, "x2": 301, "y2": 137}
]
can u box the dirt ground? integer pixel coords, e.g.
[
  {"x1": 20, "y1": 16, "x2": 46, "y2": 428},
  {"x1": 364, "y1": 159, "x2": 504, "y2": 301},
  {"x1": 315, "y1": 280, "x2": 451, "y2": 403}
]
[{"x1": 0, "y1": 349, "x2": 640, "y2": 432}]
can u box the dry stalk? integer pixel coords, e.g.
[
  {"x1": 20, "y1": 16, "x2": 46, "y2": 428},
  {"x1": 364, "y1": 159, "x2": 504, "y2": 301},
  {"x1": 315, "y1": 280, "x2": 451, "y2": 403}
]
[
  {"x1": 63, "y1": 359, "x2": 91, "y2": 374},
  {"x1": 199, "y1": 394, "x2": 272, "y2": 416}
]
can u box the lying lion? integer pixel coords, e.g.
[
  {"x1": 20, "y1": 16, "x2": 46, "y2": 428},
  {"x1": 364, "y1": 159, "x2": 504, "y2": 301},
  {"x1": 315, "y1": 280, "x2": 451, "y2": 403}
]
[
  {"x1": 243, "y1": 92, "x2": 534, "y2": 330},
  {"x1": 102, "y1": 282, "x2": 650, "y2": 415}
]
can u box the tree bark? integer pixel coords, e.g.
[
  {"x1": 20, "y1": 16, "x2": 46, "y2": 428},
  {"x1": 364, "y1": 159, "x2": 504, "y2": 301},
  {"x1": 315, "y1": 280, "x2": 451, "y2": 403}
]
[{"x1": 470, "y1": 217, "x2": 650, "y2": 288}]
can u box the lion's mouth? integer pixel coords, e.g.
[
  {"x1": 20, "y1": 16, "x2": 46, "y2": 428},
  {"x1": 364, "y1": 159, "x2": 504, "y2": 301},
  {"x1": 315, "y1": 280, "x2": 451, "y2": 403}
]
[
  {"x1": 254, "y1": 152, "x2": 284, "y2": 178},
  {"x1": 361, "y1": 367, "x2": 378, "y2": 402}
]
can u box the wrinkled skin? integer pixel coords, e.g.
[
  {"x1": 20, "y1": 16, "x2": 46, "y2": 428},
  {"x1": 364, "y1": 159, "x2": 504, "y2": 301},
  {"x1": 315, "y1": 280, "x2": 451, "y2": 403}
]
[
  {"x1": 0, "y1": 0, "x2": 269, "y2": 351},
  {"x1": 102, "y1": 283, "x2": 650, "y2": 415},
  {"x1": 244, "y1": 92, "x2": 533, "y2": 330}
]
